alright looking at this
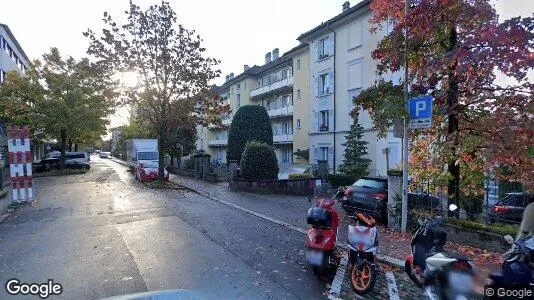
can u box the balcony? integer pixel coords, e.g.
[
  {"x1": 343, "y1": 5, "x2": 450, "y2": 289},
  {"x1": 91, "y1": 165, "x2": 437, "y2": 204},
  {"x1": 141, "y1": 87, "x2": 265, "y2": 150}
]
[
  {"x1": 250, "y1": 76, "x2": 294, "y2": 99},
  {"x1": 222, "y1": 118, "x2": 231, "y2": 126},
  {"x1": 208, "y1": 116, "x2": 232, "y2": 129},
  {"x1": 208, "y1": 139, "x2": 228, "y2": 147},
  {"x1": 268, "y1": 105, "x2": 293, "y2": 118},
  {"x1": 273, "y1": 134, "x2": 293, "y2": 144}
]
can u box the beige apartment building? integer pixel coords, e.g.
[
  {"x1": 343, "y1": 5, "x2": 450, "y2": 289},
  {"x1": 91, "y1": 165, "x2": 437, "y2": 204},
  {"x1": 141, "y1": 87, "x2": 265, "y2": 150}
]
[{"x1": 196, "y1": 45, "x2": 311, "y2": 167}]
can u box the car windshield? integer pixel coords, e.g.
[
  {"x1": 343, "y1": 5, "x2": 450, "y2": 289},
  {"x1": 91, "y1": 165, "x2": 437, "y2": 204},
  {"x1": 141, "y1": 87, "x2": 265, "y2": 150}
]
[
  {"x1": 66, "y1": 153, "x2": 86, "y2": 159},
  {"x1": 143, "y1": 161, "x2": 159, "y2": 168},
  {"x1": 138, "y1": 152, "x2": 158, "y2": 161},
  {"x1": 352, "y1": 179, "x2": 386, "y2": 189}
]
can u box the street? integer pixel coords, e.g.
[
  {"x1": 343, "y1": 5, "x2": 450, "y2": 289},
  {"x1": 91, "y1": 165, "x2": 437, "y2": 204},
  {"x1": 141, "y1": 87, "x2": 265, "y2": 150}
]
[{"x1": 0, "y1": 156, "x2": 326, "y2": 299}]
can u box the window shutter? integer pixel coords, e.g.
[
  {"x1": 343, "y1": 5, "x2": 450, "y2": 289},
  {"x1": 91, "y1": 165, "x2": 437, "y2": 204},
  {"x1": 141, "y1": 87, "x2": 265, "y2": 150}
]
[
  {"x1": 313, "y1": 112, "x2": 319, "y2": 133},
  {"x1": 314, "y1": 76, "x2": 319, "y2": 97},
  {"x1": 327, "y1": 34, "x2": 335, "y2": 56},
  {"x1": 328, "y1": 109, "x2": 334, "y2": 132},
  {"x1": 328, "y1": 147, "x2": 335, "y2": 170},
  {"x1": 314, "y1": 148, "x2": 320, "y2": 162},
  {"x1": 314, "y1": 42, "x2": 319, "y2": 61},
  {"x1": 328, "y1": 71, "x2": 335, "y2": 93}
]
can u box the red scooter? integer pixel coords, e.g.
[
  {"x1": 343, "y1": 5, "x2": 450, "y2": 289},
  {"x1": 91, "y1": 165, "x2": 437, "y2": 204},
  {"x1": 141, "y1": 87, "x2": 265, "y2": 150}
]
[{"x1": 305, "y1": 183, "x2": 341, "y2": 277}]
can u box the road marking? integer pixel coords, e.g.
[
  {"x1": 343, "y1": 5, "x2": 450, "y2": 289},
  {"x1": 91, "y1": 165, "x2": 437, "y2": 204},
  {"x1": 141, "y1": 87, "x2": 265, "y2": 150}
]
[
  {"x1": 328, "y1": 254, "x2": 348, "y2": 300},
  {"x1": 385, "y1": 271, "x2": 401, "y2": 300}
]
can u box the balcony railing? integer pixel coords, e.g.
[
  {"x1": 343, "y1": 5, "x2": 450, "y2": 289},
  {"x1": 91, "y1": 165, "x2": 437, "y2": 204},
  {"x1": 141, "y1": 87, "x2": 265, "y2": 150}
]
[
  {"x1": 273, "y1": 134, "x2": 293, "y2": 144},
  {"x1": 208, "y1": 139, "x2": 228, "y2": 147},
  {"x1": 267, "y1": 105, "x2": 293, "y2": 118},
  {"x1": 222, "y1": 118, "x2": 231, "y2": 126},
  {"x1": 250, "y1": 76, "x2": 294, "y2": 98}
]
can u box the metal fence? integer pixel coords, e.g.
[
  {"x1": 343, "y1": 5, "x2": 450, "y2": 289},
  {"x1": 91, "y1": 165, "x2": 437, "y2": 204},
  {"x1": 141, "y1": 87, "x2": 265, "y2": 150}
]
[{"x1": 407, "y1": 180, "x2": 525, "y2": 226}]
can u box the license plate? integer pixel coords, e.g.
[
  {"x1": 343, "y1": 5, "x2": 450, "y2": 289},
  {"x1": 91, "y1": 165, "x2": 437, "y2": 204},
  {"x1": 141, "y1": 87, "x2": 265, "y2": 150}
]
[
  {"x1": 448, "y1": 272, "x2": 473, "y2": 293},
  {"x1": 306, "y1": 250, "x2": 323, "y2": 266}
]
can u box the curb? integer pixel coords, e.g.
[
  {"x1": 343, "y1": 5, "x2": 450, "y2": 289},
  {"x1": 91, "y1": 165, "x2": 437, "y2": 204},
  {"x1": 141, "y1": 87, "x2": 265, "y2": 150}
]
[{"x1": 109, "y1": 157, "x2": 406, "y2": 269}]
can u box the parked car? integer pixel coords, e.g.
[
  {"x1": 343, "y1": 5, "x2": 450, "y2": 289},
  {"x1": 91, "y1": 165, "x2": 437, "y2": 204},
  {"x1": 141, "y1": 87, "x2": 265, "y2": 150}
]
[
  {"x1": 342, "y1": 177, "x2": 388, "y2": 223},
  {"x1": 32, "y1": 157, "x2": 60, "y2": 173},
  {"x1": 341, "y1": 177, "x2": 443, "y2": 223},
  {"x1": 65, "y1": 160, "x2": 90, "y2": 170},
  {"x1": 99, "y1": 151, "x2": 111, "y2": 159},
  {"x1": 489, "y1": 193, "x2": 534, "y2": 224},
  {"x1": 135, "y1": 161, "x2": 169, "y2": 183}
]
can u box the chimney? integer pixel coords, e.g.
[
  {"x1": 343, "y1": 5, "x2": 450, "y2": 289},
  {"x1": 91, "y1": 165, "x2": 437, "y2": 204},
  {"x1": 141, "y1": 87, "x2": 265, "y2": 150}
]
[
  {"x1": 272, "y1": 48, "x2": 279, "y2": 60},
  {"x1": 244, "y1": 64, "x2": 250, "y2": 71},
  {"x1": 342, "y1": 1, "x2": 350, "y2": 12},
  {"x1": 265, "y1": 52, "x2": 272, "y2": 64},
  {"x1": 225, "y1": 75, "x2": 230, "y2": 81},
  {"x1": 230, "y1": 72, "x2": 235, "y2": 79}
]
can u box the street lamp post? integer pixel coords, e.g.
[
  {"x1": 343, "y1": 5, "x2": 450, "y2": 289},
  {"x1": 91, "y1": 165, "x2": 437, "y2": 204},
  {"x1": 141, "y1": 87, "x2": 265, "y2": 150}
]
[{"x1": 401, "y1": 0, "x2": 410, "y2": 233}]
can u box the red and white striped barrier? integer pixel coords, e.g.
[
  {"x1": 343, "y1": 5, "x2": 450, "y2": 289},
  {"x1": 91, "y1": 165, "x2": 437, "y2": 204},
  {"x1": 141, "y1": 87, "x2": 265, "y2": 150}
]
[{"x1": 6, "y1": 126, "x2": 33, "y2": 202}]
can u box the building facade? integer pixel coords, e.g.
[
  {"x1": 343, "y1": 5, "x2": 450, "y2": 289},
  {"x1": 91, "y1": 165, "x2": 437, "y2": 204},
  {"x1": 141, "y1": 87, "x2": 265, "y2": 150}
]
[
  {"x1": 0, "y1": 23, "x2": 29, "y2": 84},
  {"x1": 298, "y1": 0, "x2": 401, "y2": 177}
]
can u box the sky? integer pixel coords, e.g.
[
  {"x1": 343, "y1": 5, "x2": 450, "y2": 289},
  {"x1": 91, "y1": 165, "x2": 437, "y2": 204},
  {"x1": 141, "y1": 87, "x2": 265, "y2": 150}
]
[{"x1": 1, "y1": 0, "x2": 532, "y2": 131}]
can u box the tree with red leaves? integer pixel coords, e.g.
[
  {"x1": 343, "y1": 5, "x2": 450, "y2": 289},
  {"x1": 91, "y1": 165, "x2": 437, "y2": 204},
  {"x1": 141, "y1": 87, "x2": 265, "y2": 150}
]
[{"x1": 354, "y1": 0, "x2": 533, "y2": 199}]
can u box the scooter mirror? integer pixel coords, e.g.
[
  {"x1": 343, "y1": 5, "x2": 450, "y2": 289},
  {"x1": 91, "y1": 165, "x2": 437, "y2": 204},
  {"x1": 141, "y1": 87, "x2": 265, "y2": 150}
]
[
  {"x1": 418, "y1": 219, "x2": 424, "y2": 226},
  {"x1": 504, "y1": 235, "x2": 514, "y2": 245},
  {"x1": 449, "y1": 204, "x2": 458, "y2": 212}
]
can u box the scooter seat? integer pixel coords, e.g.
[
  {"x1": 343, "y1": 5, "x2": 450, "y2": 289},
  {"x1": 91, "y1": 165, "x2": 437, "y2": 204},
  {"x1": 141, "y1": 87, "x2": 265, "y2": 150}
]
[{"x1": 440, "y1": 251, "x2": 469, "y2": 262}]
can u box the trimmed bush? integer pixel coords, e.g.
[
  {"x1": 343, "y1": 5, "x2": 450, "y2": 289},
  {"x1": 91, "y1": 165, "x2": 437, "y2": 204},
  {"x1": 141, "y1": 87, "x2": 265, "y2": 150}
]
[
  {"x1": 240, "y1": 141, "x2": 278, "y2": 180},
  {"x1": 227, "y1": 105, "x2": 273, "y2": 163},
  {"x1": 288, "y1": 173, "x2": 315, "y2": 180},
  {"x1": 326, "y1": 173, "x2": 357, "y2": 187},
  {"x1": 449, "y1": 219, "x2": 517, "y2": 236}
]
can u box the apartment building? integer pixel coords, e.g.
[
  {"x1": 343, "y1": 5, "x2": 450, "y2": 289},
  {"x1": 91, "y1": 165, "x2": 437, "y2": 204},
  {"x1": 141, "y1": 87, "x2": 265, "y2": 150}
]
[
  {"x1": 297, "y1": 1, "x2": 402, "y2": 176},
  {"x1": 197, "y1": 45, "x2": 311, "y2": 166},
  {"x1": 0, "y1": 23, "x2": 29, "y2": 84}
]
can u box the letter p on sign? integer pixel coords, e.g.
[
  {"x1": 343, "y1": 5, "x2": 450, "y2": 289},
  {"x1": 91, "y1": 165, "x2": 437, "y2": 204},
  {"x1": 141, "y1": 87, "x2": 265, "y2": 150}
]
[{"x1": 409, "y1": 96, "x2": 433, "y2": 129}]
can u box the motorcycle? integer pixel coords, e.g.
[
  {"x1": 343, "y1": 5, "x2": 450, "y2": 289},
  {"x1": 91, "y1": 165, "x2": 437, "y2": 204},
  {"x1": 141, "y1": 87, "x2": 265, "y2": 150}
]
[
  {"x1": 489, "y1": 202, "x2": 534, "y2": 287},
  {"x1": 405, "y1": 204, "x2": 476, "y2": 300},
  {"x1": 347, "y1": 212, "x2": 379, "y2": 294},
  {"x1": 305, "y1": 183, "x2": 341, "y2": 278}
]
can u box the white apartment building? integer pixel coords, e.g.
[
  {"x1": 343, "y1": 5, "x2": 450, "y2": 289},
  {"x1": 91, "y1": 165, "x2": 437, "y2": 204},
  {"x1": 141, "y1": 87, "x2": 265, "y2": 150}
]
[
  {"x1": 297, "y1": 0, "x2": 402, "y2": 176},
  {"x1": 0, "y1": 23, "x2": 29, "y2": 84}
]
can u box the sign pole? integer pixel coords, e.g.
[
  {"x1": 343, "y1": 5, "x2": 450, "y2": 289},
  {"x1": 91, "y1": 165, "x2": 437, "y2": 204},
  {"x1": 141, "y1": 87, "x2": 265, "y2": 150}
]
[{"x1": 401, "y1": 0, "x2": 410, "y2": 233}]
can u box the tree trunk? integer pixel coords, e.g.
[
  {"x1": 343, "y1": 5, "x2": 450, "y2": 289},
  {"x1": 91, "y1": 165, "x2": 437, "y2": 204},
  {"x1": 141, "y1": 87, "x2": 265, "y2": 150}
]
[
  {"x1": 74, "y1": 143, "x2": 79, "y2": 152},
  {"x1": 60, "y1": 128, "x2": 67, "y2": 170},
  {"x1": 158, "y1": 133, "x2": 166, "y2": 181},
  {"x1": 68, "y1": 138, "x2": 73, "y2": 152},
  {"x1": 446, "y1": 27, "x2": 460, "y2": 217}
]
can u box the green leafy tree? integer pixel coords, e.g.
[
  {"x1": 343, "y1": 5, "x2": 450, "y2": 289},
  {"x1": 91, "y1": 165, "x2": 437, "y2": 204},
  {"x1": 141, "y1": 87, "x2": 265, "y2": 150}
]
[
  {"x1": 240, "y1": 141, "x2": 278, "y2": 180},
  {"x1": 85, "y1": 1, "x2": 227, "y2": 180},
  {"x1": 227, "y1": 105, "x2": 273, "y2": 163},
  {"x1": 339, "y1": 117, "x2": 371, "y2": 180}
]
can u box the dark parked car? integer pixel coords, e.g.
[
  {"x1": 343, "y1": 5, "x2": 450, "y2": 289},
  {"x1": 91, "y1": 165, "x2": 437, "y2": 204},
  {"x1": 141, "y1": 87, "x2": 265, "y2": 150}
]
[
  {"x1": 341, "y1": 177, "x2": 443, "y2": 223},
  {"x1": 489, "y1": 193, "x2": 534, "y2": 223},
  {"x1": 32, "y1": 152, "x2": 90, "y2": 173},
  {"x1": 341, "y1": 177, "x2": 388, "y2": 223},
  {"x1": 32, "y1": 157, "x2": 60, "y2": 173}
]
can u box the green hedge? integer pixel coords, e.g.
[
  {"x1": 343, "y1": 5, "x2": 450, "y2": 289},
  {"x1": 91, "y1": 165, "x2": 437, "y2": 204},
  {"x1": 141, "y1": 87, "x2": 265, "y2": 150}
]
[
  {"x1": 227, "y1": 105, "x2": 273, "y2": 163},
  {"x1": 184, "y1": 158, "x2": 194, "y2": 170},
  {"x1": 326, "y1": 174, "x2": 357, "y2": 187},
  {"x1": 449, "y1": 219, "x2": 517, "y2": 236},
  {"x1": 288, "y1": 173, "x2": 315, "y2": 180},
  {"x1": 240, "y1": 141, "x2": 278, "y2": 180}
]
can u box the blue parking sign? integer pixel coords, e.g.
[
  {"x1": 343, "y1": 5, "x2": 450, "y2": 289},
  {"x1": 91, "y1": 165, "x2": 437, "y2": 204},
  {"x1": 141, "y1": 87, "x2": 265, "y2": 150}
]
[{"x1": 409, "y1": 96, "x2": 433, "y2": 129}]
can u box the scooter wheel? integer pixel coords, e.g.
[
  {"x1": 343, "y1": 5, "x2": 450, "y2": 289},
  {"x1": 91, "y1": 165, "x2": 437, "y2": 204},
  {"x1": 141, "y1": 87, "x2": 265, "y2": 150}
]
[
  {"x1": 350, "y1": 261, "x2": 376, "y2": 295},
  {"x1": 405, "y1": 260, "x2": 423, "y2": 288}
]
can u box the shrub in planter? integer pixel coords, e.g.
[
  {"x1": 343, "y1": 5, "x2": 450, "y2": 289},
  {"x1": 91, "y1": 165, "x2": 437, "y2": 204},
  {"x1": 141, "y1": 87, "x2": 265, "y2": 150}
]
[
  {"x1": 227, "y1": 105, "x2": 273, "y2": 163},
  {"x1": 459, "y1": 194, "x2": 484, "y2": 219},
  {"x1": 240, "y1": 141, "x2": 278, "y2": 180},
  {"x1": 288, "y1": 173, "x2": 315, "y2": 180},
  {"x1": 326, "y1": 173, "x2": 356, "y2": 187}
]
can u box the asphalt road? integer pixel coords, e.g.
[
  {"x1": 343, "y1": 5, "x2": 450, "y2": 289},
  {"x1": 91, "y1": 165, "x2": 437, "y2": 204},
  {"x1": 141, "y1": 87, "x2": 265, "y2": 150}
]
[{"x1": 0, "y1": 156, "x2": 327, "y2": 299}]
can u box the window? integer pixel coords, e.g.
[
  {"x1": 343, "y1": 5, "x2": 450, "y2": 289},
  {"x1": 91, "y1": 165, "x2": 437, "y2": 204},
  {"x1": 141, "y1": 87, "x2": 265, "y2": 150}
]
[
  {"x1": 0, "y1": 70, "x2": 5, "y2": 84},
  {"x1": 319, "y1": 110, "x2": 329, "y2": 131},
  {"x1": 296, "y1": 59, "x2": 301, "y2": 69},
  {"x1": 236, "y1": 94, "x2": 241, "y2": 107},
  {"x1": 348, "y1": 60, "x2": 363, "y2": 90},
  {"x1": 320, "y1": 147, "x2": 328, "y2": 161},
  {"x1": 267, "y1": 76, "x2": 273, "y2": 85},
  {"x1": 236, "y1": 83, "x2": 240, "y2": 90},
  {"x1": 318, "y1": 37, "x2": 329, "y2": 60},
  {"x1": 243, "y1": 81, "x2": 246, "y2": 89},
  {"x1": 297, "y1": 119, "x2": 301, "y2": 129},
  {"x1": 281, "y1": 95, "x2": 290, "y2": 107},
  {"x1": 258, "y1": 80, "x2": 262, "y2": 86},
  {"x1": 347, "y1": 21, "x2": 363, "y2": 50},
  {"x1": 319, "y1": 73, "x2": 329, "y2": 95},
  {"x1": 297, "y1": 89, "x2": 301, "y2": 99}
]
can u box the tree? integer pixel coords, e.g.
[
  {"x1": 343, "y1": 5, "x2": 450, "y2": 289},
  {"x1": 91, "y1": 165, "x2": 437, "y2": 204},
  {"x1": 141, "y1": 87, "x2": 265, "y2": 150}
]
[
  {"x1": 0, "y1": 70, "x2": 44, "y2": 129},
  {"x1": 240, "y1": 141, "x2": 278, "y2": 180},
  {"x1": 227, "y1": 105, "x2": 273, "y2": 163},
  {"x1": 354, "y1": 1, "x2": 533, "y2": 197},
  {"x1": 339, "y1": 117, "x2": 371, "y2": 180},
  {"x1": 85, "y1": 1, "x2": 226, "y2": 180}
]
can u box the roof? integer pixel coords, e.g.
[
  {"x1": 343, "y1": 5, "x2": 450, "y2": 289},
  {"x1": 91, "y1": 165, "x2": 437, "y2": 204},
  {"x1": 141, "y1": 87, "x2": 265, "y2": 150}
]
[
  {"x1": 0, "y1": 23, "x2": 30, "y2": 63},
  {"x1": 282, "y1": 43, "x2": 309, "y2": 57},
  {"x1": 297, "y1": 0, "x2": 371, "y2": 41}
]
